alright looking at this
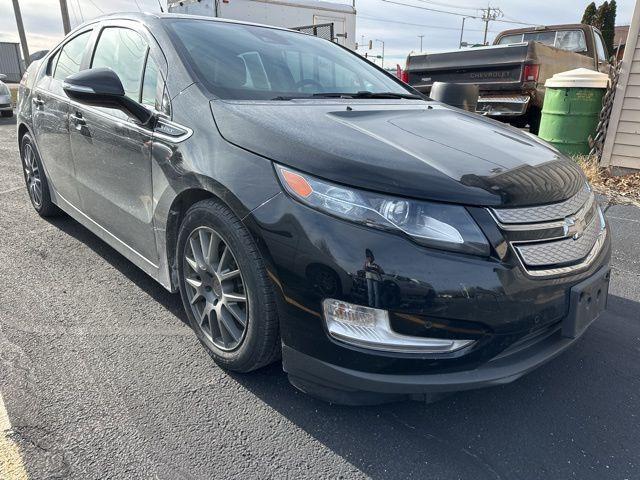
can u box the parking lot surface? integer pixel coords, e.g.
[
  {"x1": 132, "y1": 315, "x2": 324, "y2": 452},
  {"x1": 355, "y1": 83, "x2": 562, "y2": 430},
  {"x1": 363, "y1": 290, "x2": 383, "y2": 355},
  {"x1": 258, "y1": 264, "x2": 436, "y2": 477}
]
[{"x1": 1, "y1": 115, "x2": 639, "y2": 480}]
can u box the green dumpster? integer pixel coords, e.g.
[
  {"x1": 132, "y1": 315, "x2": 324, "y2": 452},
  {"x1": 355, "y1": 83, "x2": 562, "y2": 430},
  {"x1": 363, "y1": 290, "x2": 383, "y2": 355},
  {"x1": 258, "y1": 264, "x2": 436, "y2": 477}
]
[{"x1": 538, "y1": 68, "x2": 609, "y2": 155}]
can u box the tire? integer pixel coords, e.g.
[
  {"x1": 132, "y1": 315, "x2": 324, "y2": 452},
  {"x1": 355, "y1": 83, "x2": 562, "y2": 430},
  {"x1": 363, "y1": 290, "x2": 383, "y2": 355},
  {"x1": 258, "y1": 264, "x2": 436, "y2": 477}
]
[
  {"x1": 177, "y1": 198, "x2": 280, "y2": 372},
  {"x1": 1, "y1": 110, "x2": 13, "y2": 118},
  {"x1": 20, "y1": 133, "x2": 60, "y2": 217}
]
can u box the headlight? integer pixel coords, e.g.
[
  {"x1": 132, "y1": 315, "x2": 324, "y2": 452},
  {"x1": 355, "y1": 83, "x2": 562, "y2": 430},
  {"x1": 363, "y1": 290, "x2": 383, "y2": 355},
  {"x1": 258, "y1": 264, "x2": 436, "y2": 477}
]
[
  {"x1": 276, "y1": 165, "x2": 490, "y2": 256},
  {"x1": 0, "y1": 84, "x2": 9, "y2": 96}
]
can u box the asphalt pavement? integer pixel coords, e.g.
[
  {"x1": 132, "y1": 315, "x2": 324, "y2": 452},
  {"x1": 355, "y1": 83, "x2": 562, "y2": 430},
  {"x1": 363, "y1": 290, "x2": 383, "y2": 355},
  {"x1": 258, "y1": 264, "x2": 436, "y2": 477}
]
[{"x1": 1, "y1": 114, "x2": 639, "y2": 480}]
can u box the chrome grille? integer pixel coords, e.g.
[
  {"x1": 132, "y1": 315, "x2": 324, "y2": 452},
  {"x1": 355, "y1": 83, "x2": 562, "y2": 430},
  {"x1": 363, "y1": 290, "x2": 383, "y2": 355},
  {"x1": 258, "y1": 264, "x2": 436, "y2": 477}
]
[
  {"x1": 490, "y1": 184, "x2": 606, "y2": 277},
  {"x1": 493, "y1": 185, "x2": 592, "y2": 224},
  {"x1": 515, "y1": 215, "x2": 601, "y2": 267}
]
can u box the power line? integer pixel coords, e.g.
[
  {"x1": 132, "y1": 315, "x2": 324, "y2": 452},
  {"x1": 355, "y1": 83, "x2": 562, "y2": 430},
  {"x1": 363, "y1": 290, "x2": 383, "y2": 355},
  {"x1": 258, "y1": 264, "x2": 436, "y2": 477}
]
[
  {"x1": 358, "y1": 14, "x2": 499, "y2": 32},
  {"x1": 481, "y1": 6, "x2": 502, "y2": 44},
  {"x1": 77, "y1": 0, "x2": 84, "y2": 22},
  {"x1": 85, "y1": 0, "x2": 105, "y2": 14},
  {"x1": 379, "y1": 0, "x2": 536, "y2": 30},
  {"x1": 412, "y1": 0, "x2": 482, "y2": 11},
  {"x1": 381, "y1": 0, "x2": 480, "y2": 18}
]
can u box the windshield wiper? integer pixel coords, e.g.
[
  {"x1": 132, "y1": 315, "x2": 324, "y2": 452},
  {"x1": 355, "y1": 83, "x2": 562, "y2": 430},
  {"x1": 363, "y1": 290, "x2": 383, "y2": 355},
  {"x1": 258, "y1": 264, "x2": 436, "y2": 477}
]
[
  {"x1": 312, "y1": 91, "x2": 423, "y2": 100},
  {"x1": 270, "y1": 91, "x2": 423, "y2": 101}
]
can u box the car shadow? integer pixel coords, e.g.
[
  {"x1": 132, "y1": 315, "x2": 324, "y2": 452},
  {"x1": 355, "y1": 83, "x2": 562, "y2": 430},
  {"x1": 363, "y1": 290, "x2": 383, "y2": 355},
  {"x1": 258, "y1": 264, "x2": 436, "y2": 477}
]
[
  {"x1": 42, "y1": 214, "x2": 187, "y2": 324},
  {"x1": 225, "y1": 292, "x2": 639, "y2": 479},
  {"x1": 43, "y1": 213, "x2": 639, "y2": 479}
]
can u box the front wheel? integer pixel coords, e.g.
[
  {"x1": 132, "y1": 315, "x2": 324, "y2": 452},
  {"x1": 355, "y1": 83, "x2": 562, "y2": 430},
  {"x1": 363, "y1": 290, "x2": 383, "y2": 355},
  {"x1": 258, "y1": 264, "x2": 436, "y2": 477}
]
[{"x1": 177, "y1": 199, "x2": 280, "y2": 372}]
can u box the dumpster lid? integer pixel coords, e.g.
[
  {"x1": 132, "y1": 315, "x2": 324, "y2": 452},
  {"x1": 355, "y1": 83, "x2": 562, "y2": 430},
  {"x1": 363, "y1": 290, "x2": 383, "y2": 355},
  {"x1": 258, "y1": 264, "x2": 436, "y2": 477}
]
[{"x1": 545, "y1": 68, "x2": 609, "y2": 89}]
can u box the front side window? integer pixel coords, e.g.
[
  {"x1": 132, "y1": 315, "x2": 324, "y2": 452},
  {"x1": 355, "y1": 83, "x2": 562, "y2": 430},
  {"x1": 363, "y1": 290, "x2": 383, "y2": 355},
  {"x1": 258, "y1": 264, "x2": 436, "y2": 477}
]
[
  {"x1": 141, "y1": 55, "x2": 160, "y2": 108},
  {"x1": 166, "y1": 19, "x2": 412, "y2": 100},
  {"x1": 53, "y1": 31, "x2": 91, "y2": 81},
  {"x1": 92, "y1": 27, "x2": 148, "y2": 101},
  {"x1": 594, "y1": 32, "x2": 608, "y2": 61}
]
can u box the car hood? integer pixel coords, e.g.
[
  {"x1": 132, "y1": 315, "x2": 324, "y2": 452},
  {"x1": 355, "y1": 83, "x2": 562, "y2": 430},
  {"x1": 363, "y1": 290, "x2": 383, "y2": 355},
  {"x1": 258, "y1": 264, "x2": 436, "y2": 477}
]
[{"x1": 210, "y1": 100, "x2": 585, "y2": 207}]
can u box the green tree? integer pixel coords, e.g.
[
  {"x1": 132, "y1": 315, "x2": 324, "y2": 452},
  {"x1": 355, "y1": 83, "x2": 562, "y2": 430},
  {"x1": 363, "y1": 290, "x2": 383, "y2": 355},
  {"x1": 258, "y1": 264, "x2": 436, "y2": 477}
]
[
  {"x1": 582, "y1": 2, "x2": 597, "y2": 24},
  {"x1": 602, "y1": 0, "x2": 617, "y2": 56},
  {"x1": 595, "y1": 1, "x2": 609, "y2": 30}
]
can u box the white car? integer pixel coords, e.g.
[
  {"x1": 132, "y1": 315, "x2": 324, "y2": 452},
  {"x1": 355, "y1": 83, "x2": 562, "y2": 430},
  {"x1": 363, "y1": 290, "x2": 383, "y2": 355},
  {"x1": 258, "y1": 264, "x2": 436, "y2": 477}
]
[{"x1": 0, "y1": 74, "x2": 13, "y2": 118}]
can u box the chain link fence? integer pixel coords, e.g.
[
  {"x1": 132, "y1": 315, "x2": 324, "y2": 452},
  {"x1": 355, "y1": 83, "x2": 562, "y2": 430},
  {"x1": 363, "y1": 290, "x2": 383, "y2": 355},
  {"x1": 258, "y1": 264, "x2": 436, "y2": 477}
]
[{"x1": 291, "y1": 23, "x2": 335, "y2": 43}]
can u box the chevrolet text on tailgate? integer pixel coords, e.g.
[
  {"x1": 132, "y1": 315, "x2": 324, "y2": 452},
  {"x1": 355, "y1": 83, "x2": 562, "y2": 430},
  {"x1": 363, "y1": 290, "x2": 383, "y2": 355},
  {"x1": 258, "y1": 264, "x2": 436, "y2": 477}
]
[
  {"x1": 405, "y1": 23, "x2": 610, "y2": 133},
  {"x1": 16, "y1": 13, "x2": 611, "y2": 405}
]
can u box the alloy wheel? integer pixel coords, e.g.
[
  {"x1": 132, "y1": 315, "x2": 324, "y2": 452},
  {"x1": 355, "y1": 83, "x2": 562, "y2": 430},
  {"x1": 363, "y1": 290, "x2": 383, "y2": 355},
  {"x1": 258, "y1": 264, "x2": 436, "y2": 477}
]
[
  {"x1": 23, "y1": 144, "x2": 42, "y2": 208},
  {"x1": 183, "y1": 226, "x2": 248, "y2": 351}
]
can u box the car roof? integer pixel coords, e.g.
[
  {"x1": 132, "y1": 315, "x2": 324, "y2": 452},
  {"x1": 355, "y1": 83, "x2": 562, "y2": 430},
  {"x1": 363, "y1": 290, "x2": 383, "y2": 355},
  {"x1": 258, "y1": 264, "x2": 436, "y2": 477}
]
[
  {"x1": 87, "y1": 11, "x2": 302, "y2": 35},
  {"x1": 496, "y1": 24, "x2": 595, "y2": 38}
]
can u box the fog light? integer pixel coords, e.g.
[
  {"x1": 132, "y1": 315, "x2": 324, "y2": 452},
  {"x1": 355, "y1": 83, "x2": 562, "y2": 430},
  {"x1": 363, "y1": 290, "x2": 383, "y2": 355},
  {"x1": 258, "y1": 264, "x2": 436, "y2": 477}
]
[{"x1": 322, "y1": 299, "x2": 474, "y2": 354}]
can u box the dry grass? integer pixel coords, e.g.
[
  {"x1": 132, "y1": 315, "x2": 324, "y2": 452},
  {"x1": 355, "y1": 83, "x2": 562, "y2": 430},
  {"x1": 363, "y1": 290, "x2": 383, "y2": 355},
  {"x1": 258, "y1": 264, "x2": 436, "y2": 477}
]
[{"x1": 576, "y1": 155, "x2": 640, "y2": 207}]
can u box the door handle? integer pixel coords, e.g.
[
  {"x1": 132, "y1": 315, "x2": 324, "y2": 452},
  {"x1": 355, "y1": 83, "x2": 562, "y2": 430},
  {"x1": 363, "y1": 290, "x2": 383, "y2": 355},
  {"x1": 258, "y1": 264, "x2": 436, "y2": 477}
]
[
  {"x1": 70, "y1": 112, "x2": 86, "y2": 129},
  {"x1": 32, "y1": 97, "x2": 45, "y2": 108}
]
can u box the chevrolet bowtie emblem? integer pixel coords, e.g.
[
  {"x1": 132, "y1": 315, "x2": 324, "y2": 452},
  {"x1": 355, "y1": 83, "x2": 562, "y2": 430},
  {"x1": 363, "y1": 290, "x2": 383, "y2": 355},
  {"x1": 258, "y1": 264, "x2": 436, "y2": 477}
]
[{"x1": 563, "y1": 215, "x2": 587, "y2": 240}]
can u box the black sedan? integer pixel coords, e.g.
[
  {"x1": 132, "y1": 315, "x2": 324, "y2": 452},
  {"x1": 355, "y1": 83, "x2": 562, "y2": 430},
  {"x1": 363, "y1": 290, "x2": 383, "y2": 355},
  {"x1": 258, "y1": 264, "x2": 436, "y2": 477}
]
[{"x1": 16, "y1": 13, "x2": 610, "y2": 404}]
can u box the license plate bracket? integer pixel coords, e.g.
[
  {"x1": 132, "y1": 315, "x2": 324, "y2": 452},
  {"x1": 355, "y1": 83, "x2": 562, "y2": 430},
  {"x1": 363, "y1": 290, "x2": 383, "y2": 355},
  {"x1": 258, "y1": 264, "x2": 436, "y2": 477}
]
[{"x1": 562, "y1": 267, "x2": 610, "y2": 339}]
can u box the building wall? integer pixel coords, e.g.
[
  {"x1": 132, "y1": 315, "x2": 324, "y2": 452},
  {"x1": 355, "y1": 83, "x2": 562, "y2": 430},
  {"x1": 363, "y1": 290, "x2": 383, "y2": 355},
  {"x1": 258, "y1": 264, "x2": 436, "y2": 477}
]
[
  {"x1": 0, "y1": 42, "x2": 24, "y2": 83},
  {"x1": 602, "y1": 2, "x2": 640, "y2": 170}
]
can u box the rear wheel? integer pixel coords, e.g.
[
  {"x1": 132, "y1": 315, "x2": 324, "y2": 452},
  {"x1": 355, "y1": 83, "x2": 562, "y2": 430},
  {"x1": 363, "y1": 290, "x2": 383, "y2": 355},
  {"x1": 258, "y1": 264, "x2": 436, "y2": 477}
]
[
  {"x1": 177, "y1": 199, "x2": 280, "y2": 372},
  {"x1": 20, "y1": 133, "x2": 59, "y2": 217}
]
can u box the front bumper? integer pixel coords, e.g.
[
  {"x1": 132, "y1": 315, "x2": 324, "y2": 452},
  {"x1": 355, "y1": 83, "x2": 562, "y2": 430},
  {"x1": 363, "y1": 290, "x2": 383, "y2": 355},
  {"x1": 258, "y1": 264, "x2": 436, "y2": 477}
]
[
  {"x1": 283, "y1": 324, "x2": 575, "y2": 403},
  {"x1": 284, "y1": 263, "x2": 610, "y2": 404},
  {"x1": 244, "y1": 191, "x2": 611, "y2": 403}
]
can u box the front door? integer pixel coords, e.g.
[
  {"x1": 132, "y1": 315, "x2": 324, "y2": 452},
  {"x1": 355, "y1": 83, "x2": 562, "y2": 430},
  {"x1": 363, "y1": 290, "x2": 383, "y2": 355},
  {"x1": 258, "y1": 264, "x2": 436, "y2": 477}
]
[
  {"x1": 69, "y1": 25, "x2": 161, "y2": 263},
  {"x1": 32, "y1": 30, "x2": 93, "y2": 206}
]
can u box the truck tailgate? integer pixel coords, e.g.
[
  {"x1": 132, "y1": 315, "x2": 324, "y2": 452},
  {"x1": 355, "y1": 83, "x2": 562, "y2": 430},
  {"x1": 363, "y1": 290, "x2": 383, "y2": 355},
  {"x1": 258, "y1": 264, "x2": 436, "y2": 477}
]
[{"x1": 406, "y1": 43, "x2": 529, "y2": 91}]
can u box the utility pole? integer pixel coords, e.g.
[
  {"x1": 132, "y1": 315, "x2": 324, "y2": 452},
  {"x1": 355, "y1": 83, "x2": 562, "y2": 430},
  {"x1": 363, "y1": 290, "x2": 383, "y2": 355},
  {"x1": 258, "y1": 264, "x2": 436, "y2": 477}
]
[
  {"x1": 417, "y1": 35, "x2": 424, "y2": 52},
  {"x1": 375, "y1": 39, "x2": 385, "y2": 68},
  {"x1": 459, "y1": 17, "x2": 471, "y2": 48},
  {"x1": 481, "y1": 6, "x2": 503, "y2": 45},
  {"x1": 11, "y1": 0, "x2": 30, "y2": 67},
  {"x1": 59, "y1": 0, "x2": 71, "y2": 35}
]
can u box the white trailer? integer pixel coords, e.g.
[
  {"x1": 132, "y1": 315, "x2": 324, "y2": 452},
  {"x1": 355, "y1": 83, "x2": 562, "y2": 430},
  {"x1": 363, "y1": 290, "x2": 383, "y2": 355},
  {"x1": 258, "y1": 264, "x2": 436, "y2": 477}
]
[{"x1": 167, "y1": 0, "x2": 357, "y2": 50}]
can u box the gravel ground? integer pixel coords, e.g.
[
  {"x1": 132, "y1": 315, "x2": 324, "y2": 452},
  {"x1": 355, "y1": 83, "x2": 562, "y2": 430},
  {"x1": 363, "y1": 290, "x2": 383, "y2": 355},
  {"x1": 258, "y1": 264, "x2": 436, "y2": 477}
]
[{"x1": 0, "y1": 115, "x2": 639, "y2": 480}]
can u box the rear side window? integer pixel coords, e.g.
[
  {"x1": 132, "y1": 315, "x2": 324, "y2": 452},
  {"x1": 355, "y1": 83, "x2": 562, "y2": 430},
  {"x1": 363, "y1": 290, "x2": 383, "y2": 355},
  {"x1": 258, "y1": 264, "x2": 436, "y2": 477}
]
[
  {"x1": 53, "y1": 31, "x2": 91, "y2": 81},
  {"x1": 92, "y1": 27, "x2": 148, "y2": 101}
]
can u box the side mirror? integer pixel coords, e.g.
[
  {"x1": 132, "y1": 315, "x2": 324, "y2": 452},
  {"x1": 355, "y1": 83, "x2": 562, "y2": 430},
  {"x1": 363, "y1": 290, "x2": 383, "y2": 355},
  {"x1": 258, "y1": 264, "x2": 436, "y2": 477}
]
[
  {"x1": 63, "y1": 68, "x2": 153, "y2": 125},
  {"x1": 0, "y1": 74, "x2": 7, "y2": 81}
]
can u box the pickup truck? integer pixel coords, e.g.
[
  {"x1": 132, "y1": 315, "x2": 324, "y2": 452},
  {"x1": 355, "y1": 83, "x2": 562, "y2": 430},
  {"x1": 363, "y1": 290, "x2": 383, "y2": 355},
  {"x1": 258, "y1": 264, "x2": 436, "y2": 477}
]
[{"x1": 405, "y1": 24, "x2": 610, "y2": 133}]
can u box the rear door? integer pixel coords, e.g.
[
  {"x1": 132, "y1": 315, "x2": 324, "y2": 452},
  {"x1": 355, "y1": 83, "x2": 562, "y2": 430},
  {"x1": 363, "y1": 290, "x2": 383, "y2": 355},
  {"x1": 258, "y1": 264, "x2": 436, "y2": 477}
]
[
  {"x1": 31, "y1": 29, "x2": 93, "y2": 206},
  {"x1": 69, "y1": 22, "x2": 166, "y2": 263}
]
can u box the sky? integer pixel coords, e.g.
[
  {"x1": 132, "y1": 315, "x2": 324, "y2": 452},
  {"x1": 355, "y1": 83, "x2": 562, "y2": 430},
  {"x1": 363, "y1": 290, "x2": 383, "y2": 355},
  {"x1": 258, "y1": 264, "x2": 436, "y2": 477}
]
[{"x1": 0, "y1": 0, "x2": 637, "y2": 67}]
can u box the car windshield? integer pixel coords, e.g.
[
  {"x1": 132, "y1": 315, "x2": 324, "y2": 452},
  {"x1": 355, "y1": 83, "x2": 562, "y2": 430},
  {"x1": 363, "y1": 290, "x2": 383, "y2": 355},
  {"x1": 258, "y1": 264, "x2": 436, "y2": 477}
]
[{"x1": 166, "y1": 19, "x2": 417, "y2": 101}]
